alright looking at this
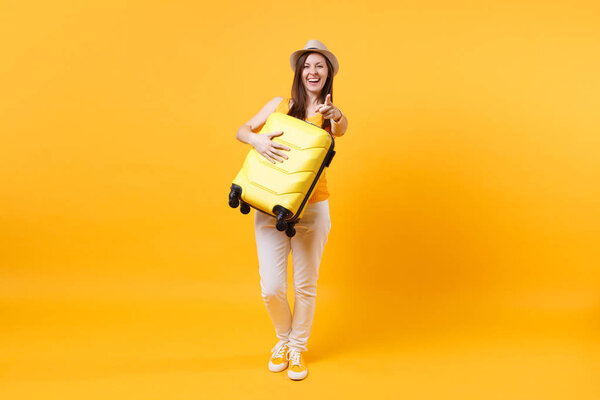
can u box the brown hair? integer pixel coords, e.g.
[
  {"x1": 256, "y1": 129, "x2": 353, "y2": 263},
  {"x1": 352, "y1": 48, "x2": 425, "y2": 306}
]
[{"x1": 288, "y1": 52, "x2": 334, "y2": 132}]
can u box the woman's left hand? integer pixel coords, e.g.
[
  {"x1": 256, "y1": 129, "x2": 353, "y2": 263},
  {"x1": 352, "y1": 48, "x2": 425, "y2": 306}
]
[{"x1": 315, "y1": 94, "x2": 342, "y2": 121}]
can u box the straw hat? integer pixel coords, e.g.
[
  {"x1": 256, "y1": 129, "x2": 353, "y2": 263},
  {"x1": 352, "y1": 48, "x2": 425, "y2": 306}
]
[{"x1": 290, "y1": 39, "x2": 339, "y2": 76}]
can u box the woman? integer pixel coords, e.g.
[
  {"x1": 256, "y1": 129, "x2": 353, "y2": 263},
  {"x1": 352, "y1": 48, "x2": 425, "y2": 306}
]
[{"x1": 235, "y1": 40, "x2": 347, "y2": 381}]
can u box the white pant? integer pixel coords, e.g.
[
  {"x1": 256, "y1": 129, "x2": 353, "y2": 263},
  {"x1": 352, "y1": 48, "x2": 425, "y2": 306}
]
[{"x1": 254, "y1": 200, "x2": 331, "y2": 352}]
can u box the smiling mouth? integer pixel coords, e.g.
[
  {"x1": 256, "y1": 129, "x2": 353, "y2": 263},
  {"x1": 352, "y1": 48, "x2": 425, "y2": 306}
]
[{"x1": 307, "y1": 78, "x2": 320, "y2": 85}]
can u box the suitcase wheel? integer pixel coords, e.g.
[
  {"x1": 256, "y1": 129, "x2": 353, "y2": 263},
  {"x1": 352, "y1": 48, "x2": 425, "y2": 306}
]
[
  {"x1": 276, "y1": 219, "x2": 288, "y2": 231},
  {"x1": 240, "y1": 202, "x2": 251, "y2": 214},
  {"x1": 273, "y1": 206, "x2": 292, "y2": 231},
  {"x1": 285, "y1": 225, "x2": 296, "y2": 238},
  {"x1": 229, "y1": 184, "x2": 242, "y2": 208}
]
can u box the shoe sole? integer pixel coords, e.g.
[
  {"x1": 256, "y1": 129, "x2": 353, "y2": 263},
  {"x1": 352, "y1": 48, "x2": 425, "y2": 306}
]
[
  {"x1": 287, "y1": 369, "x2": 308, "y2": 380},
  {"x1": 268, "y1": 361, "x2": 288, "y2": 372}
]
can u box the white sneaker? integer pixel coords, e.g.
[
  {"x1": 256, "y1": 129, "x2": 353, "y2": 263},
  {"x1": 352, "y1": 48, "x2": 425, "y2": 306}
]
[
  {"x1": 287, "y1": 348, "x2": 308, "y2": 380},
  {"x1": 268, "y1": 342, "x2": 289, "y2": 372}
]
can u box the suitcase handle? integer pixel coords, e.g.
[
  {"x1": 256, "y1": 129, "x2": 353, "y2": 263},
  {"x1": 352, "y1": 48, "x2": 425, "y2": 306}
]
[{"x1": 324, "y1": 150, "x2": 336, "y2": 167}]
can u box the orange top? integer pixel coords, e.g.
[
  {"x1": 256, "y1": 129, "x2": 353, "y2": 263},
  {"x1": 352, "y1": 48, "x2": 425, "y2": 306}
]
[{"x1": 274, "y1": 98, "x2": 330, "y2": 204}]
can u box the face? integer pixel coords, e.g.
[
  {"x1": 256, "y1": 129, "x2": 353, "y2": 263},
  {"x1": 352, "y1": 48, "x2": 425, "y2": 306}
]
[{"x1": 301, "y1": 53, "x2": 329, "y2": 96}]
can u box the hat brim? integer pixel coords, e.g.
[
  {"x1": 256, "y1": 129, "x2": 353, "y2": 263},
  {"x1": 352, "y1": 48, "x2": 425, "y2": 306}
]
[{"x1": 290, "y1": 49, "x2": 339, "y2": 77}]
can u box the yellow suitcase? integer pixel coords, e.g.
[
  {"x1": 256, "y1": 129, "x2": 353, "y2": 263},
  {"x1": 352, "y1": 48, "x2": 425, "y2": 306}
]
[{"x1": 229, "y1": 112, "x2": 336, "y2": 237}]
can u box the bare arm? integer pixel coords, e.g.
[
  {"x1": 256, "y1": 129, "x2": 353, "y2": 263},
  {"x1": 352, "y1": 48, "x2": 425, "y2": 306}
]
[{"x1": 236, "y1": 97, "x2": 291, "y2": 164}]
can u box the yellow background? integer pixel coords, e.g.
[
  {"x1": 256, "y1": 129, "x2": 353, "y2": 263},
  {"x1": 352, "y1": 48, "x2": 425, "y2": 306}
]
[{"x1": 1, "y1": 0, "x2": 599, "y2": 398}]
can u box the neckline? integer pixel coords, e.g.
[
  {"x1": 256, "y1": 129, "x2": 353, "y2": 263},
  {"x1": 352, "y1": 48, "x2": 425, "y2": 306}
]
[{"x1": 286, "y1": 98, "x2": 324, "y2": 126}]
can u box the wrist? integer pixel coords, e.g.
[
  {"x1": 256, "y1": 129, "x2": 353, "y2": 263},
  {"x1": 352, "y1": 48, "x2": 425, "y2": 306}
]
[
  {"x1": 248, "y1": 132, "x2": 258, "y2": 147},
  {"x1": 333, "y1": 109, "x2": 343, "y2": 123}
]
